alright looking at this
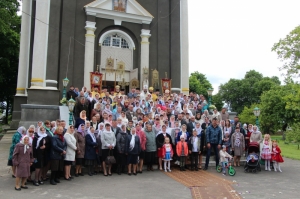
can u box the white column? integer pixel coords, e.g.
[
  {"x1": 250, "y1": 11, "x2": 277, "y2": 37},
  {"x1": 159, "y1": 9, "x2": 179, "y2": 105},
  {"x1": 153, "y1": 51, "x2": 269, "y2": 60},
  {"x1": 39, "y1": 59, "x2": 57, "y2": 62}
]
[
  {"x1": 180, "y1": 0, "x2": 189, "y2": 95},
  {"x1": 140, "y1": 29, "x2": 151, "y2": 89},
  {"x1": 84, "y1": 21, "x2": 96, "y2": 91},
  {"x1": 16, "y1": 0, "x2": 32, "y2": 95},
  {"x1": 30, "y1": 0, "x2": 51, "y2": 88}
]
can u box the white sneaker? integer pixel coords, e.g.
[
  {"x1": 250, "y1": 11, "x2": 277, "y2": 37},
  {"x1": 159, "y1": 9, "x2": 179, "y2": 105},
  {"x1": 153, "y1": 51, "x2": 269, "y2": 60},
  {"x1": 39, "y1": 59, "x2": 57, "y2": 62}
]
[
  {"x1": 164, "y1": 170, "x2": 167, "y2": 172},
  {"x1": 168, "y1": 169, "x2": 172, "y2": 172},
  {"x1": 278, "y1": 168, "x2": 282, "y2": 172}
]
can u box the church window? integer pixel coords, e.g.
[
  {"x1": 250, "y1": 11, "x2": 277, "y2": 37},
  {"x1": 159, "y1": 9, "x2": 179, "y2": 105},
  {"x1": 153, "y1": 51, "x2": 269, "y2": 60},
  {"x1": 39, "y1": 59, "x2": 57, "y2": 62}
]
[{"x1": 102, "y1": 35, "x2": 129, "y2": 49}]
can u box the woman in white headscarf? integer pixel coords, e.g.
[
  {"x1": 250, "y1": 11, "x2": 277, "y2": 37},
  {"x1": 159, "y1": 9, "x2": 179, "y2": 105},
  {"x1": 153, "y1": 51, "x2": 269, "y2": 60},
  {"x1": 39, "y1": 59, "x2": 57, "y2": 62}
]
[
  {"x1": 32, "y1": 126, "x2": 48, "y2": 186},
  {"x1": 8, "y1": 126, "x2": 26, "y2": 178},
  {"x1": 13, "y1": 135, "x2": 33, "y2": 190},
  {"x1": 101, "y1": 123, "x2": 116, "y2": 176},
  {"x1": 63, "y1": 126, "x2": 77, "y2": 180},
  {"x1": 250, "y1": 125, "x2": 263, "y2": 143},
  {"x1": 125, "y1": 127, "x2": 141, "y2": 175}
]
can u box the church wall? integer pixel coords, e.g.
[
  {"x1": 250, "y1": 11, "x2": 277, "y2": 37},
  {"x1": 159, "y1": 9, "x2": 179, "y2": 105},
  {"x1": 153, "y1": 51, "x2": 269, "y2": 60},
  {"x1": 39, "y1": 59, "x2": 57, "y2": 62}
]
[{"x1": 170, "y1": 0, "x2": 181, "y2": 88}]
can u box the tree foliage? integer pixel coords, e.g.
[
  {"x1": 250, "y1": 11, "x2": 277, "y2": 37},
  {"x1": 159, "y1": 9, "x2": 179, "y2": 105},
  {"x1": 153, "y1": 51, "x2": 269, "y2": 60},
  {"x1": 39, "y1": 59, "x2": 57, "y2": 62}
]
[
  {"x1": 238, "y1": 103, "x2": 260, "y2": 126},
  {"x1": 272, "y1": 25, "x2": 300, "y2": 81},
  {"x1": 0, "y1": 0, "x2": 20, "y2": 123},
  {"x1": 286, "y1": 123, "x2": 300, "y2": 147},
  {"x1": 189, "y1": 72, "x2": 212, "y2": 99},
  {"x1": 218, "y1": 70, "x2": 281, "y2": 113},
  {"x1": 259, "y1": 83, "x2": 300, "y2": 133}
]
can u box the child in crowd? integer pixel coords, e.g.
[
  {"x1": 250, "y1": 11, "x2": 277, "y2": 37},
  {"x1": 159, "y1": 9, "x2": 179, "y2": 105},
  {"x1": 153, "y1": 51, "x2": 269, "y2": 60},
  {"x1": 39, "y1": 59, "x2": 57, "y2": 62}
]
[
  {"x1": 176, "y1": 135, "x2": 188, "y2": 171},
  {"x1": 222, "y1": 132, "x2": 231, "y2": 154},
  {"x1": 219, "y1": 145, "x2": 232, "y2": 175},
  {"x1": 188, "y1": 129, "x2": 201, "y2": 171},
  {"x1": 261, "y1": 134, "x2": 272, "y2": 171},
  {"x1": 162, "y1": 137, "x2": 173, "y2": 172},
  {"x1": 271, "y1": 141, "x2": 284, "y2": 172}
]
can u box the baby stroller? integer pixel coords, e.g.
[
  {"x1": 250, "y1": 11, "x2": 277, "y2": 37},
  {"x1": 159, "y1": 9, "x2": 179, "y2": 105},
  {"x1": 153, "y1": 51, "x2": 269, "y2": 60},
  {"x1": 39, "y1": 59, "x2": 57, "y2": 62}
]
[{"x1": 244, "y1": 142, "x2": 261, "y2": 173}]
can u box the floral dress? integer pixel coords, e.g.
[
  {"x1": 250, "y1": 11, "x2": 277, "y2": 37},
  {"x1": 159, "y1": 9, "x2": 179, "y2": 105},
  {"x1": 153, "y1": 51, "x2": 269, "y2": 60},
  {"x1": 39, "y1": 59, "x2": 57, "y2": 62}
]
[{"x1": 261, "y1": 141, "x2": 272, "y2": 160}]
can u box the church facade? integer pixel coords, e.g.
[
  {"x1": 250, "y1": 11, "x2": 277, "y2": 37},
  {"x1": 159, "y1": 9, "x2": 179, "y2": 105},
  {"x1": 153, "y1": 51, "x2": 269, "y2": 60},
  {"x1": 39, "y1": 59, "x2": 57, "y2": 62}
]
[{"x1": 11, "y1": 0, "x2": 189, "y2": 128}]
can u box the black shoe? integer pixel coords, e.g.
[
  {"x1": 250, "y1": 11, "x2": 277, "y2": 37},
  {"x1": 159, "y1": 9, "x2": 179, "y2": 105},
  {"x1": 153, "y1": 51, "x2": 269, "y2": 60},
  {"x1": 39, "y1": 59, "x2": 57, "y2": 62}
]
[
  {"x1": 12, "y1": 175, "x2": 16, "y2": 178},
  {"x1": 79, "y1": 173, "x2": 84, "y2": 176},
  {"x1": 133, "y1": 173, "x2": 137, "y2": 175},
  {"x1": 69, "y1": 176, "x2": 74, "y2": 179},
  {"x1": 50, "y1": 180, "x2": 57, "y2": 185},
  {"x1": 15, "y1": 187, "x2": 21, "y2": 191},
  {"x1": 54, "y1": 179, "x2": 60, "y2": 183},
  {"x1": 195, "y1": 168, "x2": 199, "y2": 171},
  {"x1": 75, "y1": 173, "x2": 79, "y2": 177},
  {"x1": 108, "y1": 173, "x2": 112, "y2": 176},
  {"x1": 182, "y1": 168, "x2": 186, "y2": 171},
  {"x1": 21, "y1": 186, "x2": 28, "y2": 189},
  {"x1": 180, "y1": 167, "x2": 183, "y2": 171},
  {"x1": 88, "y1": 172, "x2": 93, "y2": 176},
  {"x1": 203, "y1": 167, "x2": 208, "y2": 171},
  {"x1": 38, "y1": 181, "x2": 44, "y2": 185},
  {"x1": 191, "y1": 168, "x2": 195, "y2": 171},
  {"x1": 64, "y1": 177, "x2": 71, "y2": 181},
  {"x1": 33, "y1": 181, "x2": 39, "y2": 186},
  {"x1": 128, "y1": 173, "x2": 132, "y2": 176}
]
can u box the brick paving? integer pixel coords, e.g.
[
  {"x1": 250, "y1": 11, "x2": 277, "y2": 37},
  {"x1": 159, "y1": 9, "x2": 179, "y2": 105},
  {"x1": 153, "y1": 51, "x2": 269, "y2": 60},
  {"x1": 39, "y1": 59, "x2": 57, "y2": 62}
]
[{"x1": 164, "y1": 169, "x2": 241, "y2": 199}]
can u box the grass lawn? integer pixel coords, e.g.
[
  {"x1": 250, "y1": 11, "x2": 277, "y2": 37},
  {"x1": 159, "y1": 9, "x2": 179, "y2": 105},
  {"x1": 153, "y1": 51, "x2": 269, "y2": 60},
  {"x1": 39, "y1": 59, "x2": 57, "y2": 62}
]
[{"x1": 271, "y1": 135, "x2": 300, "y2": 160}]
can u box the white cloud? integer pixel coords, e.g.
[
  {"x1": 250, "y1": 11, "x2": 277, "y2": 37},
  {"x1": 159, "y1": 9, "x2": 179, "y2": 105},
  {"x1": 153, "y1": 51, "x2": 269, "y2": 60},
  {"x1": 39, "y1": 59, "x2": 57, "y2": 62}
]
[{"x1": 188, "y1": 0, "x2": 300, "y2": 94}]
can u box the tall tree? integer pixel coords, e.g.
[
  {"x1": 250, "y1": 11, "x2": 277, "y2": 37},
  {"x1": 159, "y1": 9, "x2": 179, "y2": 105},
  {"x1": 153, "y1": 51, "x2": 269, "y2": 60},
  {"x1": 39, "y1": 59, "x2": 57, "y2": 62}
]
[
  {"x1": 272, "y1": 25, "x2": 300, "y2": 81},
  {"x1": 218, "y1": 70, "x2": 280, "y2": 113},
  {"x1": 259, "y1": 83, "x2": 300, "y2": 133},
  {"x1": 189, "y1": 72, "x2": 212, "y2": 98},
  {"x1": 0, "y1": 0, "x2": 20, "y2": 123}
]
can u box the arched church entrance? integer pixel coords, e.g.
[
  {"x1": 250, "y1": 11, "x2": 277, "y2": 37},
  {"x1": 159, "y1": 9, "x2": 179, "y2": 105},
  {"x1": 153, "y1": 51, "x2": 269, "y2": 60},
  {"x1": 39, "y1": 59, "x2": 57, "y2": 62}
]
[{"x1": 99, "y1": 29, "x2": 137, "y2": 93}]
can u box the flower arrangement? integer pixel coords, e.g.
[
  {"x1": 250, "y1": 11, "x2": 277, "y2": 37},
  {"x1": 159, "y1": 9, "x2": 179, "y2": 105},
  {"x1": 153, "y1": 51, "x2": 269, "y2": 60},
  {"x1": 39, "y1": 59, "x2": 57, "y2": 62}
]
[{"x1": 60, "y1": 97, "x2": 68, "y2": 105}]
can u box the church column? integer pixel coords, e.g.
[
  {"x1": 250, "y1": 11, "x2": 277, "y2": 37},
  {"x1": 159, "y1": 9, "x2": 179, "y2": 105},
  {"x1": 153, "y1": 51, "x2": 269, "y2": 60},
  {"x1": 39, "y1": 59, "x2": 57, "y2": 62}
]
[
  {"x1": 140, "y1": 29, "x2": 151, "y2": 89},
  {"x1": 16, "y1": 0, "x2": 32, "y2": 95},
  {"x1": 30, "y1": 0, "x2": 51, "y2": 88},
  {"x1": 84, "y1": 21, "x2": 96, "y2": 91},
  {"x1": 180, "y1": 0, "x2": 189, "y2": 95}
]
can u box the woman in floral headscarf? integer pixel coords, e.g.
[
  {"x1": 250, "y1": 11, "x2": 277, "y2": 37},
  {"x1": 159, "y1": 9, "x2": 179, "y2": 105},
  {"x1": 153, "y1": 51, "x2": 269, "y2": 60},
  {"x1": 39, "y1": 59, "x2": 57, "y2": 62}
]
[
  {"x1": 8, "y1": 126, "x2": 26, "y2": 178},
  {"x1": 13, "y1": 135, "x2": 33, "y2": 190},
  {"x1": 231, "y1": 126, "x2": 245, "y2": 167}
]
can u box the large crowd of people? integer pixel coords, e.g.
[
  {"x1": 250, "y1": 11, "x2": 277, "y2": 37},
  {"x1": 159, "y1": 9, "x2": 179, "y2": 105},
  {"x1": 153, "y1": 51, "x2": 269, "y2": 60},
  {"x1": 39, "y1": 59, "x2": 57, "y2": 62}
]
[{"x1": 8, "y1": 85, "x2": 284, "y2": 190}]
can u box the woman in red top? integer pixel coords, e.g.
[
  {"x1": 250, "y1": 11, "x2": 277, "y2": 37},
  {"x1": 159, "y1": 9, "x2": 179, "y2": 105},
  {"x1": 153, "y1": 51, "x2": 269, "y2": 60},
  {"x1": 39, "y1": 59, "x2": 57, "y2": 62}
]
[{"x1": 136, "y1": 123, "x2": 146, "y2": 173}]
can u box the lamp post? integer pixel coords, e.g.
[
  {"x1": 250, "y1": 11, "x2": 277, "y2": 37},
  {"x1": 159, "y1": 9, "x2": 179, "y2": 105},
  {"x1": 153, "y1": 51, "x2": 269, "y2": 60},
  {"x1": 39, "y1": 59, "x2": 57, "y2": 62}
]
[
  {"x1": 62, "y1": 77, "x2": 69, "y2": 99},
  {"x1": 253, "y1": 107, "x2": 261, "y2": 128},
  {"x1": 68, "y1": 97, "x2": 75, "y2": 125},
  {"x1": 207, "y1": 88, "x2": 214, "y2": 107}
]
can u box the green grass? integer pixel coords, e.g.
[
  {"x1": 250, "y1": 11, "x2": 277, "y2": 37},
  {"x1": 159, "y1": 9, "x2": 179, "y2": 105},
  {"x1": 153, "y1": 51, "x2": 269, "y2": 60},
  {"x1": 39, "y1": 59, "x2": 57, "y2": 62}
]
[{"x1": 271, "y1": 135, "x2": 300, "y2": 160}]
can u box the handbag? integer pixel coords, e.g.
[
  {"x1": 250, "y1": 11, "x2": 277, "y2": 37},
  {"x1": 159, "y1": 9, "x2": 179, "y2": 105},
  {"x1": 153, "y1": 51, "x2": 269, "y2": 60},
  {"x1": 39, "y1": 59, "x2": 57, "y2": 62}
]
[{"x1": 105, "y1": 150, "x2": 116, "y2": 165}]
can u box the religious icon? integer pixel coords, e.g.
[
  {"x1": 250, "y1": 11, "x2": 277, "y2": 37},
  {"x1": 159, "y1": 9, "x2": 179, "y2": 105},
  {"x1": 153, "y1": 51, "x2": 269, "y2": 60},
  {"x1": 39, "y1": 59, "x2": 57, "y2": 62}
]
[
  {"x1": 163, "y1": 82, "x2": 169, "y2": 89},
  {"x1": 93, "y1": 76, "x2": 100, "y2": 84},
  {"x1": 113, "y1": 0, "x2": 127, "y2": 12}
]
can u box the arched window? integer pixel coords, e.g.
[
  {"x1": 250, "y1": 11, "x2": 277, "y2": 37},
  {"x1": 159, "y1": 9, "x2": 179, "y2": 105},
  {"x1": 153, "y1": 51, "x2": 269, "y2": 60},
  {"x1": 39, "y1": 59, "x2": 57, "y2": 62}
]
[
  {"x1": 99, "y1": 30, "x2": 135, "y2": 50},
  {"x1": 102, "y1": 35, "x2": 129, "y2": 49}
]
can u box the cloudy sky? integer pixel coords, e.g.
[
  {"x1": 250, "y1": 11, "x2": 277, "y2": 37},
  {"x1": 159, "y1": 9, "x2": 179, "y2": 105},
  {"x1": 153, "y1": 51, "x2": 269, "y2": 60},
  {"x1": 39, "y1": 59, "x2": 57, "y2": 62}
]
[{"x1": 188, "y1": 0, "x2": 300, "y2": 94}]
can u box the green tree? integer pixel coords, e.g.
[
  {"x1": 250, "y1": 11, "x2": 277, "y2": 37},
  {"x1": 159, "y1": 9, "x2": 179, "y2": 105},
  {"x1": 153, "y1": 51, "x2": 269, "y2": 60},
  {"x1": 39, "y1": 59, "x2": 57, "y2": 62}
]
[
  {"x1": 218, "y1": 70, "x2": 280, "y2": 113},
  {"x1": 189, "y1": 72, "x2": 212, "y2": 98},
  {"x1": 272, "y1": 25, "x2": 300, "y2": 81},
  {"x1": 239, "y1": 104, "x2": 260, "y2": 125},
  {"x1": 286, "y1": 123, "x2": 300, "y2": 149},
  {"x1": 0, "y1": 0, "x2": 20, "y2": 123},
  {"x1": 259, "y1": 83, "x2": 300, "y2": 134},
  {"x1": 212, "y1": 92, "x2": 223, "y2": 111}
]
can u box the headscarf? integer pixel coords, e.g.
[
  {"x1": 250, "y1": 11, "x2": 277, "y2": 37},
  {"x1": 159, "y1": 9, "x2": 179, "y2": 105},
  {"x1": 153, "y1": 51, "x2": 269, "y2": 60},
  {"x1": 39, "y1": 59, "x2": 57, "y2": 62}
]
[
  {"x1": 77, "y1": 124, "x2": 85, "y2": 137},
  {"x1": 36, "y1": 127, "x2": 47, "y2": 149},
  {"x1": 80, "y1": 111, "x2": 87, "y2": 121},
  {"x1": 26, "y1": 125, "x2": 35, "y2": 145},
  {"x1": 97, "y1": 123, "x2": 105, "y2": 137},
  {"x1": 87, "y1": 127, "x2": 96, "y2": 143},
  {"x1": 129, "y1": 128, "x2": 136, "y2": 151},
  {"x1": 17, "y1": 126, "x2": 26, "y2": 137},
  {"x1": 20, "y1": 135, "x2": 30, "y2": 154}
]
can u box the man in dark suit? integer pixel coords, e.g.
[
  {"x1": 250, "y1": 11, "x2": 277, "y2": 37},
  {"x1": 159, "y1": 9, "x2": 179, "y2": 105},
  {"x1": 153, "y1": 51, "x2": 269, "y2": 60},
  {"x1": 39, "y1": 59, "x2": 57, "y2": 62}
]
[{"x1": 187, "y1": 116, "x2": 196, "y2": 135}]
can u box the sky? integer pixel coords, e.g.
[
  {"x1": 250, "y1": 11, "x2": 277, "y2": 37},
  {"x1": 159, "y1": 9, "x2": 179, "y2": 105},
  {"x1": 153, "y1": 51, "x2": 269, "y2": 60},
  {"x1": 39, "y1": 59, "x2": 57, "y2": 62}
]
[{"x1": 188, "y1": 0, "x2": 300, "y2": 94}]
